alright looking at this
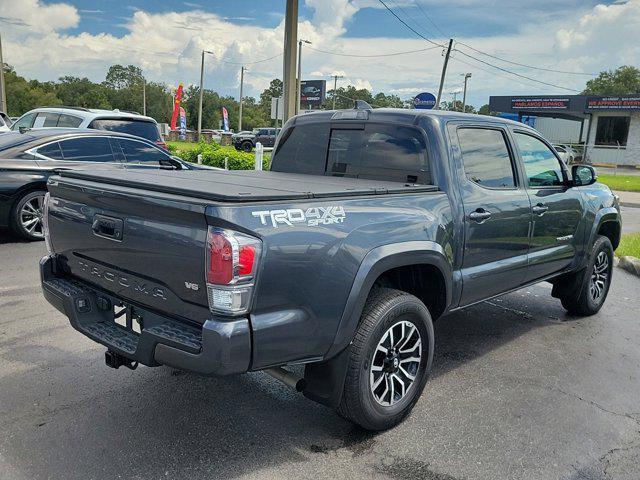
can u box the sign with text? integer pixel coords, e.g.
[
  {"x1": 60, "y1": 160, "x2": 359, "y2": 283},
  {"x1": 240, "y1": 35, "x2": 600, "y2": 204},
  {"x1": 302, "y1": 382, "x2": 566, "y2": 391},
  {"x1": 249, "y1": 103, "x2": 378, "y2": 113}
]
[
  {"x1": 413, "y1": 92, "x2": 437, "y2": 110},
  {"x1": 511, "y1": 98, "x2": 570, "y2": 110},
  {"x1": 300, "y1": 80, "x2": 326, "y2": 106},
  {"x1": 586, "y1": 96, "x2": 640, "y2": 110}
]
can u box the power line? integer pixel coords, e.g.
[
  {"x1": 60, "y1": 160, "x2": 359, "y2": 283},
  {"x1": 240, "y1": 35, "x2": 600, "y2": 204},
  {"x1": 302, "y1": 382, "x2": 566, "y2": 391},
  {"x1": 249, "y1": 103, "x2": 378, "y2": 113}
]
[
  {"x1": 450, "y1": 55, "x2": 553, "y2": 91},
  {"x1": 453, "y1": 49, "x2": 580, "y2": 92},
  {"x1": 456, "y1": 41, "x2": 597, "y2": 76},
  {"x1": 305, "y1": 44, "x2": 441, "y2": 58},
  {"x1": 218, "y1": 53, "x2": 283, "y2": 66},
  {"x1": 377, "y1": 0, "x2": 444, "y2": 47},
  {"x1": 388, "y1": 0, "x2": 437, "y2": 39},
  {"x1": 413, "y1": 1, "x2": 448, "y2": 38}
]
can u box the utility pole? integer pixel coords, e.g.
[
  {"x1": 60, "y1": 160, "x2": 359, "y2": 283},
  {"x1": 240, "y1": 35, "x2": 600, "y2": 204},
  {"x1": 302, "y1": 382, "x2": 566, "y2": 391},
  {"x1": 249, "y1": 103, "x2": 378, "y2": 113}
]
[
  {"x1": 142, "y1": 77, "x2": 146, "y2": 116},
  {"x1": 282, "y1": 0, "x2": 298, "y2": 122},
  {"x1": 461, "y1": 73, "x2": 471, "y2": 113},
  {"x1": 0, "y1": 33, "x2": 7, "y2": 114},
  {"x1": 238, "y1": 66, "x2": 245, "y2": 132},
  {"x1": 331, "y1": 74, "x2": 343, "y2": 110},
  {"x1": 197, "y1": 50, "x2": 205, "y2": 140},
  {"x1": 435, "y1": 38, "x2": 453, "y2": 110},
  {"x1": 296, "y1": 39, "x2": 311, "y2": 114}
]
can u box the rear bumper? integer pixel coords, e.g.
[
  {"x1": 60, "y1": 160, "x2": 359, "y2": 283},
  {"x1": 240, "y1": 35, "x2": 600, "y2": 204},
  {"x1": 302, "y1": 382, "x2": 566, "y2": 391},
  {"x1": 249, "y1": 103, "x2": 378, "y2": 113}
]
[{"x1": 40, "y1": 255, "x2": 251, "y2": 375}]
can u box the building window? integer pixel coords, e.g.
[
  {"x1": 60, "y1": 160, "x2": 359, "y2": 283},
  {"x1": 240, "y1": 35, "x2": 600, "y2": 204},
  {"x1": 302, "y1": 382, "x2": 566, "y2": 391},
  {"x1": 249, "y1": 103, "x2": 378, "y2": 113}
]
[{"x1": 595, "y1": 116, "x2": 630, "y2": 146}]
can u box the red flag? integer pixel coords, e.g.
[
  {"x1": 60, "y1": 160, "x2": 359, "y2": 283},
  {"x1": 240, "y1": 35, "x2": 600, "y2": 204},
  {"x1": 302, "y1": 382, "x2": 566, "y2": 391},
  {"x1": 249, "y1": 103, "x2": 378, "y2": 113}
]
[{"x1": 170, "y1": 83, "x2": 184, "y2": 131}]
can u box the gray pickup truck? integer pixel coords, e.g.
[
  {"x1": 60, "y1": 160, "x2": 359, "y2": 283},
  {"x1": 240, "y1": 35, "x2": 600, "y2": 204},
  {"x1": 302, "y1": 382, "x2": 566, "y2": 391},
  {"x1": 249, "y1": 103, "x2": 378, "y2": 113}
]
[{"x1": 40, "y1": 107, "x2": 621, "y2": 430}]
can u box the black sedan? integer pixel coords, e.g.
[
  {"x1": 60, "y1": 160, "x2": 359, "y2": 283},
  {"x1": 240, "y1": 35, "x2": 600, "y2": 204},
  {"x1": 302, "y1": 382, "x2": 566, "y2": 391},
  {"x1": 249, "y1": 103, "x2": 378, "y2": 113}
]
[{"x1": 0, "y1": 128, "x2": 195, "y2": 241}]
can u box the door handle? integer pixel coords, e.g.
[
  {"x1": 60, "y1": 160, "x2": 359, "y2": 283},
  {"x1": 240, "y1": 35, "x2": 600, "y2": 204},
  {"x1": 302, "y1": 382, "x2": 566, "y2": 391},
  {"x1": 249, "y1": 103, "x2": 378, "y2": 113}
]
[
  {"x1": 469, "y1": 208, "x2": 492, "y2": 223},
  {"x1": 532, "y1": 203, "x2": 549, "y2": 216}
]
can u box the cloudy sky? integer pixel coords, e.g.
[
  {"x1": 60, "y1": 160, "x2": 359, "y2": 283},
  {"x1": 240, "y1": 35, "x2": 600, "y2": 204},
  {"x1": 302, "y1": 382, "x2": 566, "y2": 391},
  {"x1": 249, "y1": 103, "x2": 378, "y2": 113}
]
[{"x1": 0, "y1": 0, "x2": 638, "y2": 108}]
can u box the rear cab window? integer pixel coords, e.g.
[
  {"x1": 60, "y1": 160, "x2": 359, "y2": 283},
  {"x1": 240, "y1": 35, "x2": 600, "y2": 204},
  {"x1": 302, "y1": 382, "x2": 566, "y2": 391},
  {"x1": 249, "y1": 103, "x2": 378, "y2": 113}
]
[
  {"x1": 89, "y1": 118, "x2": 161, "y2": 142},
  {"x1": 272, "y1": 122, "x2": 431, "y2": 184}
]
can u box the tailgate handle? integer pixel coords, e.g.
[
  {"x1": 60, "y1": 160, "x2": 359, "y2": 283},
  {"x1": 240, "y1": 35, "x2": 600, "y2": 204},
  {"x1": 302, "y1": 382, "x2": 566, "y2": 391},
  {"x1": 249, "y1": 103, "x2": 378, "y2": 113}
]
[{"x1": 92, "y1": 215, "x2": 123, "y2": 241}]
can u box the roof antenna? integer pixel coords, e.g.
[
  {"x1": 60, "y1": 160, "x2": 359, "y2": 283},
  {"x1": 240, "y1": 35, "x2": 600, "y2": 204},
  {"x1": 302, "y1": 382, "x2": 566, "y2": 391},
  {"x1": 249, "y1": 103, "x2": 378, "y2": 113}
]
[{"x1": 354, "y1": 100, "x2": 373, "y2": 110}]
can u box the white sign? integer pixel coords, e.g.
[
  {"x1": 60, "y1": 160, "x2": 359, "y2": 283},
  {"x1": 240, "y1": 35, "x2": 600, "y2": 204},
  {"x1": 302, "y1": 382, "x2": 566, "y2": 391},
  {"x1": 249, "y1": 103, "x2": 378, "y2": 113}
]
[{"x1": 270, "y1": 97, "x2": 284, "y2": 120}]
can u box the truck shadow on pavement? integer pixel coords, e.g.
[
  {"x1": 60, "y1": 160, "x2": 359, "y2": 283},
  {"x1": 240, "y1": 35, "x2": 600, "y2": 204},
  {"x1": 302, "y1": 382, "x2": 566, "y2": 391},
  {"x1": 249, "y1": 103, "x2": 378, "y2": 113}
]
[{"x1": 0, "y1": 284, "x2": 587, "y2": 479}]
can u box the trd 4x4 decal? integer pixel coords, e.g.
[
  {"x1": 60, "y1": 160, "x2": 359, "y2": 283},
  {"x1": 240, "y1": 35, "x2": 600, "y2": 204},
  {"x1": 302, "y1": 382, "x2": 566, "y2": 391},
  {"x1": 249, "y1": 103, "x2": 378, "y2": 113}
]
[{"x1": 252, "y1": 206, "x2": 346, "y2": 228}]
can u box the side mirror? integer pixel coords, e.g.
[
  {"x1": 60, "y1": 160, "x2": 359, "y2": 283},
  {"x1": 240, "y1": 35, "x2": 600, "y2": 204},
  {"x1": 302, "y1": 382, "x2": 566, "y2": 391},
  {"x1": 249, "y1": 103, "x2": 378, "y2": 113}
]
[{"x1": 571, "y1": 164, "x2": 597, "y2": 187}]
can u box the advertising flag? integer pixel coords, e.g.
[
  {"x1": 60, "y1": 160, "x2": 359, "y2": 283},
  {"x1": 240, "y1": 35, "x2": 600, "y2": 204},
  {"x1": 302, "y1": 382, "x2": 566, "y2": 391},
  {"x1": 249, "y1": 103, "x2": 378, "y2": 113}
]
[
  {"x1": 179, "y1": 107, "x2": 187, "y2": 140},
  {"x1": 170, "y1": 83, "x2": 184, "y2": 131},
  {"x1": 222, "y1": 107, "x2": 230, "y2": 131}
]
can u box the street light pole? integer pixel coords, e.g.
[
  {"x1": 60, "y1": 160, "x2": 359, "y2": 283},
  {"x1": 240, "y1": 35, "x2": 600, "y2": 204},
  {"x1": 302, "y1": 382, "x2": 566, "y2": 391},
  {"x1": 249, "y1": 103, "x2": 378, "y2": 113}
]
[
  {"x1": 238, "y1": 66, "x2": 245, "y2": 132},
  {"x1": 331, "y1": 74, "x2": 343, "y2": 110},
  {"x1": 0, "y1": 33, "x2": 7, "y2": 114},
  {"x1": 461, "y1": 73, "x2": 471, "y2": 113},
  {"x1": 142, "y1": 77, "x2": 146, "y2": 116},
  {"x1": 296, "y1": 39, "x2": 311, "y2": 115},
  {"x1": 197, "y1": 50, "x2": 205, "y2": 140}
]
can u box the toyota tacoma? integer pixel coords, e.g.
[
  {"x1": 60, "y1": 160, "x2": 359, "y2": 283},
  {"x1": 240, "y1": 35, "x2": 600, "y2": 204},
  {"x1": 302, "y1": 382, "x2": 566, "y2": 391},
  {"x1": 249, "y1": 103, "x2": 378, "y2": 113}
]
[{"x1": 40, "y1": 106, "x2": 621, "y2": 430}]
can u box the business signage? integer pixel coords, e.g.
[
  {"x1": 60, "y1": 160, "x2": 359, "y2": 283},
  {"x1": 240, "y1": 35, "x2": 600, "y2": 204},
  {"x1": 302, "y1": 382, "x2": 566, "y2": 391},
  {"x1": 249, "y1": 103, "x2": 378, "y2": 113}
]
[
  {"x1": 511, "y1": 97, "x2": 570, "y2": 110},
  {"x1": 178, "y1": 107, "x2": 187, "y2": 141},
  {"x1": 586, "y1": 96, "x2": 640, "y2": 110},
  {"x1": 300, "y1": 80, "x2": 326, "y2": 106},
  {"x1": 413, "y1": 92, "x2": 437, "y2": 110}
]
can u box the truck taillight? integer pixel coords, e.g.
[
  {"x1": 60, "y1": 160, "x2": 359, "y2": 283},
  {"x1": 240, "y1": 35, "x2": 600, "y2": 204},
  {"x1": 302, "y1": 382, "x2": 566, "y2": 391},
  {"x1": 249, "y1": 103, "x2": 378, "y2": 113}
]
[
  {"x1": 205, "y1": 228, "x2": 261, "y2": 315},
  {"x1": 43, "y1": 192, "x2": 52, "y2": 255}
]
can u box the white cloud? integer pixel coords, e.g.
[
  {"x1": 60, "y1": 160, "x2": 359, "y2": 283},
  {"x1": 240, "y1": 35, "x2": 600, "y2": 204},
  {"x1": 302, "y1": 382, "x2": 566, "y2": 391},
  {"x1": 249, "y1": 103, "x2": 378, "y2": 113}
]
[{"x1": 0, "y1": 0, "x2": 638, "y2": 111}]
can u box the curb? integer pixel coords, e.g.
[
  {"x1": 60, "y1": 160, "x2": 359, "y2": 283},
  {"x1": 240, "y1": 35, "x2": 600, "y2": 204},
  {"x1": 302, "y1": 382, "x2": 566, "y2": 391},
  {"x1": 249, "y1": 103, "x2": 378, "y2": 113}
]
[
  {"x1": 615, "y1": 256, "x2": 640, "y2": 277},
  {"x1": 620, "y1": 201, "x2": 640, "y2": 208}
]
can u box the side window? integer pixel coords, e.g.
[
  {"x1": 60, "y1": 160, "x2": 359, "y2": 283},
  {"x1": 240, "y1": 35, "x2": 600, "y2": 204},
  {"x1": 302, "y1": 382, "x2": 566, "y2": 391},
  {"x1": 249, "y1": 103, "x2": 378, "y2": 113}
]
[
  {"x1": 59, "y1": 137, "x2": 115, "y2": 162},
  {"x1": 457, "y1": 128, "x2": 516, "y2": 188},
  {"x1": 34, "y1": 113, "x2": 60, "y2": 128},
  {"x1": 513, "y1": 133, "x2": 565, "y2": 187},
  {"x1": 36, "y1": 142, "x2": 64, "y2": 160},
  {"x1": 119, "y1": 139, "x2": 170, "y2": 166},
  {"x1": 12, "y1": 113, "x2": 36, "y2": 131},
  {"x1": 57, "y1": 114, "x2": 83, "y2": 128}
]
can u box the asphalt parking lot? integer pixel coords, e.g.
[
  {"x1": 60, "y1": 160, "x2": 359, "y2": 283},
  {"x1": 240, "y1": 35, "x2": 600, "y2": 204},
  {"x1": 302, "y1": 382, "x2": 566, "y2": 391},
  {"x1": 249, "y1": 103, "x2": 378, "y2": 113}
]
[{"x1": 1, "y1": 210, "x2": 640, "y2": 480}]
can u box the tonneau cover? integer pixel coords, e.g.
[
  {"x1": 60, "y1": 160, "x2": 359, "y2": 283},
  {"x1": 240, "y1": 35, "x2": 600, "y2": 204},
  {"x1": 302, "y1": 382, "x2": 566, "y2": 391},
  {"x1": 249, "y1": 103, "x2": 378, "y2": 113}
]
[{"x1": 55, "y1": 168, "x2": 438, "y2": 203}]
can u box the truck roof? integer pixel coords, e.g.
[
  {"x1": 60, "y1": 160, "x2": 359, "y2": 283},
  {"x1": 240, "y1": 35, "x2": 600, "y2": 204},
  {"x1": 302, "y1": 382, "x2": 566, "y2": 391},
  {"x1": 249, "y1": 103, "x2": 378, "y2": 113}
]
[
  {"x1": 292, "y1": 108, "x2": 530, "y2": 129},
  {"x1": 55, "y1": 169, "x2": 438, "y2": 203}
]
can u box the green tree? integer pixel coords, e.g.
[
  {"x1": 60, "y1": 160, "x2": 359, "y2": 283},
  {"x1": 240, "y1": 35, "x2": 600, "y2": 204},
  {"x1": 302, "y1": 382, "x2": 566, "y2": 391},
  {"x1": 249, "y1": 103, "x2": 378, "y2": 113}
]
[
  {"x1": 582, "y1": 66, "x2": 640, "y2": 95},
  {"x1": 104, "y1": 64, "x2": 144, "y2": 90},
  {"x1": 55, "y1": 76, "x2": 111, "y2": 108},
  {"x1": 441, "y1": 100, "x2": 476, "y2": 113},
  {"x1": 4, "y1": 69, "x2": 60, "y2": 116},
  {"x1": 478, "y1": 104, "x2": 491, "y2": 115}
]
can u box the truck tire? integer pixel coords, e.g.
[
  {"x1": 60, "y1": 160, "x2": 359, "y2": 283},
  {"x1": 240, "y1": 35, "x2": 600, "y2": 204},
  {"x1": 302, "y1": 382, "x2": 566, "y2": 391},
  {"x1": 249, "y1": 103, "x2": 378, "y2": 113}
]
[
  {"x1": 559, "y1": 235, "x2": 613, "y2": 316},
  {"x1": 11, "y1": 190, "x2": 46, "y2": 241},
  {"x1": 240, "y1": 141, "x2": 253, "y2": 152},
  {"x1": 337, "y1": 288, "x2": 434, "y2": 431}
]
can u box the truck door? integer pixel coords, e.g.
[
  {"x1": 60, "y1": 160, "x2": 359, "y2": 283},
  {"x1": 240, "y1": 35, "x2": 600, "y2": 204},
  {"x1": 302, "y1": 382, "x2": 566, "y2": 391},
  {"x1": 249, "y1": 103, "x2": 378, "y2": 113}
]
[
  {"x1": 511, "y1": 131, "x2": 583, "y2": 281},
  {"x1": 455, "y1": 126, "x2": 532, "y2": 306}
]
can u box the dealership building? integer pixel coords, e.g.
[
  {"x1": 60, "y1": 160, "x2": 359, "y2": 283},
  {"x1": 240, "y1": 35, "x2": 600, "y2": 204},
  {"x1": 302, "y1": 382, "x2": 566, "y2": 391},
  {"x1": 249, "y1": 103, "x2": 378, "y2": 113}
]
[{"x1": 489, "y1": 95, "x2": 640, "y2": 166}]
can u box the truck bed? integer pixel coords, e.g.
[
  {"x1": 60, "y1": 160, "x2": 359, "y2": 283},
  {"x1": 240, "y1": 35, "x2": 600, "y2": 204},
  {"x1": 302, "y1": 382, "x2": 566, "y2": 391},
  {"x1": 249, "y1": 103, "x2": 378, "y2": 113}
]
[{"x1": 56, "y1": 169, "x2": 437, "y2": 203}]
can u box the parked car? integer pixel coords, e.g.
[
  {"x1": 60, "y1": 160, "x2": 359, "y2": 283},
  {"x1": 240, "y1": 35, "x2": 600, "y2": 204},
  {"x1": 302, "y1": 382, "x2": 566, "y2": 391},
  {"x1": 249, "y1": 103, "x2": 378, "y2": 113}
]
[
  {"x1": 553, "y1": 144, "x2": 577, "y2": 164},
  {"x1": 0, "y1": 128, "x2": 198, "y2": 241},
  {"x1": 10, "y1": 107, "x2": 168, "y2": 150},
  {"x1": 0, "y1": 112, "x2": 12, "y2": 132},
  {"x1": 232, "y1": 127, "x2": 277, "y2": 152},
  {"x1": 40, "y1": 107, "x2": 620, "y2": 431}
]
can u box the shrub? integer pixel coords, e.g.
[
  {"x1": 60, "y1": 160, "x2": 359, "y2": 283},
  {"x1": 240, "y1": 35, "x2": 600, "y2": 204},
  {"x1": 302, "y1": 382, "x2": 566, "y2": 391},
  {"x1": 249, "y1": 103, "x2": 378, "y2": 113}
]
[{"x1": 174, "y1": 142, "x2": 270, "y2": 170}]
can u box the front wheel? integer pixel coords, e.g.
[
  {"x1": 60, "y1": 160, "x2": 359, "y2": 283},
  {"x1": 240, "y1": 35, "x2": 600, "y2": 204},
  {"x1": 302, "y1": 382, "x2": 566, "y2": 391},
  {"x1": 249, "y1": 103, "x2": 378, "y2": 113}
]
[
  {"x1": 337, "y1": 288, "x2": 434, "y2": 431},
  {"x1": 240, "y1": 141, "x2": 253, "y2": 152},
  {"x1": 11, "y1": 190, "x2": 46, "y2": 241},
  {"x1": 559, "y1": 235, "x2": 614, "y2": 316}
]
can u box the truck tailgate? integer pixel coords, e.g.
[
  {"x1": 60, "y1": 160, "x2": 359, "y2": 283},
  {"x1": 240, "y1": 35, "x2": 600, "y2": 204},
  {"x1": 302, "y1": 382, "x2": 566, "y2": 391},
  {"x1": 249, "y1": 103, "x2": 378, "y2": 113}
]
[{"x1": 46, "y1": 175, "x2": 210, "y2": 324}]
